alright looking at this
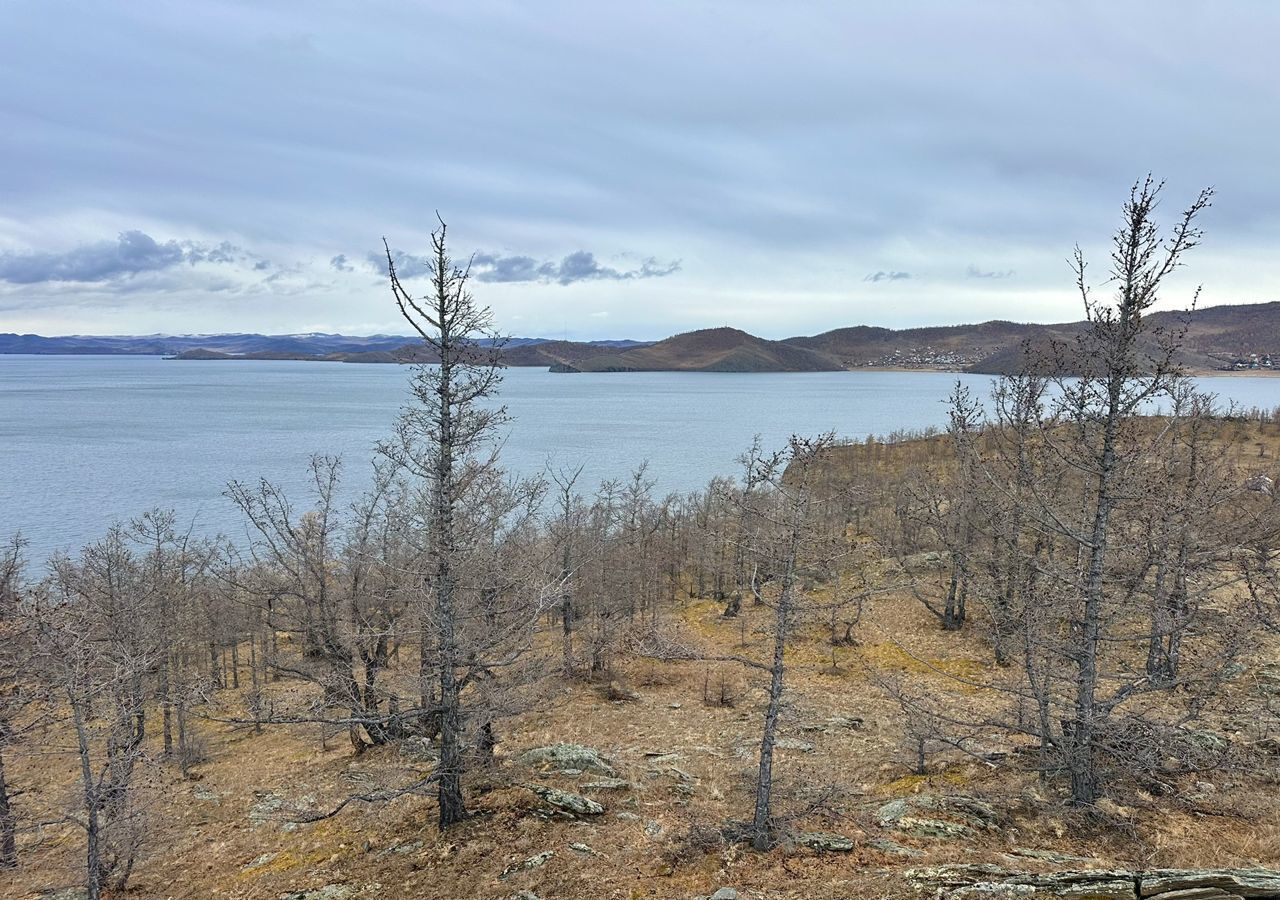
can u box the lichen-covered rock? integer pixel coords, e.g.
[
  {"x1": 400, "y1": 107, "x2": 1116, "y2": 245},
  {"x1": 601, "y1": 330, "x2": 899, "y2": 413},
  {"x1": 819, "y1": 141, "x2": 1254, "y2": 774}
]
[
  {"x1": 249, "y1": 791, "x2": 286, "y2": 825},
  {"x1": 242, "y1": 852, "x2": 279, "y2": 871},
  {"x1": 582, "y1": 777, "x2": 633, "y2": 792},
  {"x1": 249, "y1": 790, "x2": 317, "y2": 829},
  {"x1": 710, "y1": 889, "x2": 740, "y2": 900},
  {"x1": 867, "y1": 837, "x2": 924, "y2": 857},
  {"x1": 907, "y1": 865, "x2": 1280, "y2": 900},
  {"x1": 896, "y1": 816, "x2": 975, "y2": 840},
  {"x1": 796, "y1": 831, "x2": 856, "y2": 852},
  {"x1": 905, "y1": 866, "x2": 1137, "y2": 900},
  {"x1": 499, "y1": 850, "x2": 554, "y2": 881},
  {"x1": 775, "y1": 737, "x2": 816, "y2": 752},
  {"x1": 877, "y1": 793, "x2": 997, "y2": 840},
  {"x1": 377, "y1": 840, "x2": 423, "y2": 858},
  {"x1": 1140, "y1": 869, "x2": 1280, "y2": 898},
  {"x1": 1028, "y1": 872, "x2": 1137, "y2": 900},
  {"x1": 518, "y1": 743, "x2": 615, "y2": 775},
  {"x1": 524, "y1": 783, "x2": 605, "y2": 816},
  {"x1": 192, "y1": 785, "x2": 220, "y2": 804},
  {"x1": 877, "y1": 797, "x2": 915, "y2": 826}
]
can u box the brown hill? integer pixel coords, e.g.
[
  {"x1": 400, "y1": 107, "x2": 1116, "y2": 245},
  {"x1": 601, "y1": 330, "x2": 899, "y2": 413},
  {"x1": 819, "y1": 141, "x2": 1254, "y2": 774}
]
[
  {"x1": 572, "y1": 327, "x2": 843, "y2": 372},
  {"x1": 168, "y1": 301, "x2": 1280, "y2": 374},
  {"x1": 788, "y1": 320, "x2": 1058, "y2": 370}
]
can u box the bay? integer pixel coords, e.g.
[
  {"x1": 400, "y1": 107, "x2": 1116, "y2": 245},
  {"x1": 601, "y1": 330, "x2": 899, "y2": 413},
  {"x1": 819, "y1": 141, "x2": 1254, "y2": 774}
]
[{"x1": 1, "y1": 354, "x2": 1276, "y2": 564}]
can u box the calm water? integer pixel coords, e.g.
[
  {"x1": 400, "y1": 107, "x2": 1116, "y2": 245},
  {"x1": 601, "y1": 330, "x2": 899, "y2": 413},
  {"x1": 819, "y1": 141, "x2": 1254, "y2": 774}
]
[{"x1": 2, "y1": 355, "x2": 1277, "y2": 563}]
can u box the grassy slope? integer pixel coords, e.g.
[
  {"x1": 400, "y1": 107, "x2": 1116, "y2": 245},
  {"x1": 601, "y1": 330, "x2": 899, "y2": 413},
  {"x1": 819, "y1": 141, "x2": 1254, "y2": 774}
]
[{"x1": 9, "y1": 423, "x2": 1280, "y2": 900}]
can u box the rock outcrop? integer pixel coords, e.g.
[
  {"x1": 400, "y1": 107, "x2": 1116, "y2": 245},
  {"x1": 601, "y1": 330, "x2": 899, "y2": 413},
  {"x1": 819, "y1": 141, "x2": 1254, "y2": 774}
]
[
  {"x1": 905, "y1": 865, "x2": 1280, "y2": 900},
  {"x1": 877, "y1": 794, "x2": 999, "y2": 841},
  {"x1": 524, "y1": 783, "x2": 605, "y2": 816},
  {"x1": 517, "y1": 743, "x2": 616, "y2": 776}
]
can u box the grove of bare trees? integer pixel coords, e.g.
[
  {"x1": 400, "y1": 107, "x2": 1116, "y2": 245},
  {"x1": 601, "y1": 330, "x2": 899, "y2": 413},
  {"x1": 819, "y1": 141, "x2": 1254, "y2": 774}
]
[{"x1": 3, "y1": 192, "x2": 1280, "y2": 896}]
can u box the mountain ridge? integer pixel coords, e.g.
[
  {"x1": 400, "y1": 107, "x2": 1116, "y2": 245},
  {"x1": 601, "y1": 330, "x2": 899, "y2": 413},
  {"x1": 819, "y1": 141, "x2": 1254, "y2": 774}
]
[{"x1": 5, "y1": 300, "x2": 1278, "y2": 374}]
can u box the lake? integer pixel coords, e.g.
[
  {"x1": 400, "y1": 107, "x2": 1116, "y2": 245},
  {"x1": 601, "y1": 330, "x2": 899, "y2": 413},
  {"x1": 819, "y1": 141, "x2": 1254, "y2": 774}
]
[{"x1": 2, "y1": 355, "x2": 1277, "y2": 564}]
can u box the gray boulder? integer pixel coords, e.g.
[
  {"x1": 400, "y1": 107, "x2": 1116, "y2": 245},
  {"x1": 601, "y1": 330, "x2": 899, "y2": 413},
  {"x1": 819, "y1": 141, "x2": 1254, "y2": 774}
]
[
  {"x1": 877, "y1": 793, "x2": 997, "y2": 841},
  {"x1": 524, "y1": 783, "x2": 605, "y2": 816},
  {"x1": 775, "y1": 737, "x2": 816, "y2": 752},
  {"x1": 518, "y1": 743, "x2": 616, "y2": 776},
  {"x1": 867, "y1": 837, "x2": 925, "y2": 858},
  {"x1": 582, "y1": 777, "x2": 633, "y2": 792},
  {"x1": 1141, "y1": 869, "x2": 1280, "y2": 898},
  {"x1": 904, "y1": 866, "x2": 1280, "y2": 900},
  {"x1": 499, "y1": 850, "x2": 554, "y2": 881},
  {"x1": 905, "y1": 866, "x2": 1136, "y2": 900},
  {"x1": 796, "y1": 831, "x2": 856, "y2": 852}
]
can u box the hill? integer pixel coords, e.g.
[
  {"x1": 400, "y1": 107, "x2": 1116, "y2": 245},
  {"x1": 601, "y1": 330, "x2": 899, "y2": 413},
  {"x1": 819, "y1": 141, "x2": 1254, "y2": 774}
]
[
  {"x1": 0, "y1": 332, "x2": 646, "y2": 359},
  {"x1": 0, "y1": 332, "x2": 422, "y2": 356},
  {"x1": 569, "y1": 327, "x2": 843, "y2": 372},
  {"x1": 12, "y1": 301, "x2": 1280, "y2": 374},
  {"x1": 789, "y1": 320, "x2": 1057, "y2": 371}
]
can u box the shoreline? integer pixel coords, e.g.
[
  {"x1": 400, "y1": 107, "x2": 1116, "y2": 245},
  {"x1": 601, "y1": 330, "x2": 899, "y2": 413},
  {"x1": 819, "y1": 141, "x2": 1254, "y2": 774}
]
[{"x1": 5, "y1": 353, "x2": 1279, "y2": 378}]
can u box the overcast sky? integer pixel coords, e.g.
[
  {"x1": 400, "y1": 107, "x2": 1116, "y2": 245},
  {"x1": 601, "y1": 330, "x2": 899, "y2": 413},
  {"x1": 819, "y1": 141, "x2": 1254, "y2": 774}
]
[{"x1": 1, "y1": 2, "x2": 1277, "y2": 339}]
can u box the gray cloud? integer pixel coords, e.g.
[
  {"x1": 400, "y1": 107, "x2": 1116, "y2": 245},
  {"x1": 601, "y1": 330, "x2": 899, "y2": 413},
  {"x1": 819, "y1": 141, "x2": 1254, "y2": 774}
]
[
  {"x1": 367, "y1": 249, "x2": 431, "y2": 279},
  {"x1": 966, "y1": 265, "x2": 1015, "y2": 279},
  {"x1": 3, "y1": 3, "x2": 1278, "y2": 335},
  {"x1": 479, "y1": 250, "x2": 680, "y2": 285},
  {"x1": 370, "y1": 248, "x2": 680, "y2": 286},
  {"x1": 863, "y1": 270, "x2": 911, "y2": 283},
  {"x1": 0, "y1": 231, "x2": 260, "y2": 285},
  {"x1": 329, "y1": 253, "x2": 354, "y2": 272}
]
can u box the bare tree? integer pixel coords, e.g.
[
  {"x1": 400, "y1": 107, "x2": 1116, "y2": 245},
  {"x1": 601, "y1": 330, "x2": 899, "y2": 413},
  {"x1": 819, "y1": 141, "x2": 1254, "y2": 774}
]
[
  {"x1": 0, "y1": 535, "x2": 29, "y2": 869},
  {"x1": 895, "y1": 383, "x2": 982, "y2": 631},
  {"x1": 549, "y1": 465, "x2": 585, "y2": 675},
  {"x1": 637, "y1": 434, "x2": 878, "y2": 850},
  {"x1": 380, "y1": 217, "x2": 549, "y2": 828},
  {"x1": 226, "y1": 456, "x2": 411, "y2": 752},
  {"x1": 952, "y1": 179, "x2": 1279, "y2": 807},
  {"x1": 33, "y1": 531, "x2": 164, "y2": 899}
]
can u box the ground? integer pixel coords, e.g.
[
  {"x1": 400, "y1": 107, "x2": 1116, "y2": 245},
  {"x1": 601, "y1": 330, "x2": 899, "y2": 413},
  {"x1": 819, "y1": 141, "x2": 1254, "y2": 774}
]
[
  {"x1": 7, "y1": 582, "x2": 1280, "y2": 900},
  {"x1": 8, "y1": 417, "x2": 1280, "y2": 899}
]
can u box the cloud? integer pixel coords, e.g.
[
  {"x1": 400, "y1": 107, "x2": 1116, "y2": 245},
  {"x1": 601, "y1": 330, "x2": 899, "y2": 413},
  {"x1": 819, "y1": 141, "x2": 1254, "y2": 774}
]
[
  {"x1": 367, "y1": 249, "x2": 432, "y2": 279},
  {"x1": 0, "y1": 231, "x2": 260, "y2": 284},
  {"x1": 863, "y1": 270, "x2": 911, "y2": 283},
  {"x1": 475, "y1": 249, "x2": 680, "y2": 284},
  {"x1": 329, "y1": 253, "x2": 354, "y2": 272},
  {"x1": 370, "y1": 248, "x2": 681, "y2": 286},
  {"x1": 469, "y1": 252, "x2": 551, "y2": 283},
  {"x1": 966, "y1": 265, "x2": 1015, "y2": 279}
]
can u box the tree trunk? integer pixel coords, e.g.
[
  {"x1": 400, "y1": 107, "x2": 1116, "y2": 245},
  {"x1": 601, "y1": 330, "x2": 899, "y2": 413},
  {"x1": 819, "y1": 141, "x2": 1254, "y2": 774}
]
[
  {"x1": 751, "y1": 533, "x2": 797, "y2": 851},
  {"x1": 71, "y1": 696, "x2": 103, "y2": 900},
  {"x1": 1070, "y1": 376, "x2": 1122, "y2": 807},
  {"x1": 0, "y1": 744, "x2": 16, "y2": 869}
]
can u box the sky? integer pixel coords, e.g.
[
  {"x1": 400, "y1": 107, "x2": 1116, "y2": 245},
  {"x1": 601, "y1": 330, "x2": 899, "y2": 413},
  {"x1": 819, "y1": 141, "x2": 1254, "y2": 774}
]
[{"x1": 1, "y1": 1, "x2": 1277, "y2": 341}]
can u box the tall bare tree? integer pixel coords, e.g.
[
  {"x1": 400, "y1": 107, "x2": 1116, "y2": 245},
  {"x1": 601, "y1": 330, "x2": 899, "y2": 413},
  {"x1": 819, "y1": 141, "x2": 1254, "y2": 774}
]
[{"x1": 380, "y1": 217, "x2": 548, "y2": 828}]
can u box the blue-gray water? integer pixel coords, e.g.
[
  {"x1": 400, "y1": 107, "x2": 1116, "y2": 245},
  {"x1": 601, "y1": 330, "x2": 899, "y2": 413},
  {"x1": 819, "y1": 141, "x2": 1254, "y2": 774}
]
[{"x1": 2, "y1": 355, "x2": 1277, "y2": 564}]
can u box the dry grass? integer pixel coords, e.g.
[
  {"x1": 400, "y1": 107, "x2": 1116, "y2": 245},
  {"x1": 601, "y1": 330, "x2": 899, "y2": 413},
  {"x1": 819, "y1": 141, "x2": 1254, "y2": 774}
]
[
  {"x1": 7, "y1": 580, "x2": 1280, "y2": 900},
  {"x1": 6, "y1": 420, "x2": 1280, "y2": 899}
]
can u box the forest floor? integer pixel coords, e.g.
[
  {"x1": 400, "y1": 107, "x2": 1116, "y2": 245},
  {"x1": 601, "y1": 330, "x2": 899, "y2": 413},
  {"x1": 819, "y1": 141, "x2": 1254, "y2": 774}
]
[
  {"x1": 8, "y1": 584, "x2": 1280, "y2": 900},
  {"x1": 8, "y1": 418, "x2": 1280, "y2": 900}
]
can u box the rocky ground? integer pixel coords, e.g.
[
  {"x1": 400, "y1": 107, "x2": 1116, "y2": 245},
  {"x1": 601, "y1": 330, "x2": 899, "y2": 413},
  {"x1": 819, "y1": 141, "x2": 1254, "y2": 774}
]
[{"x1": 7, "y1": 589, "x2": 1280, "y2": 899}]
